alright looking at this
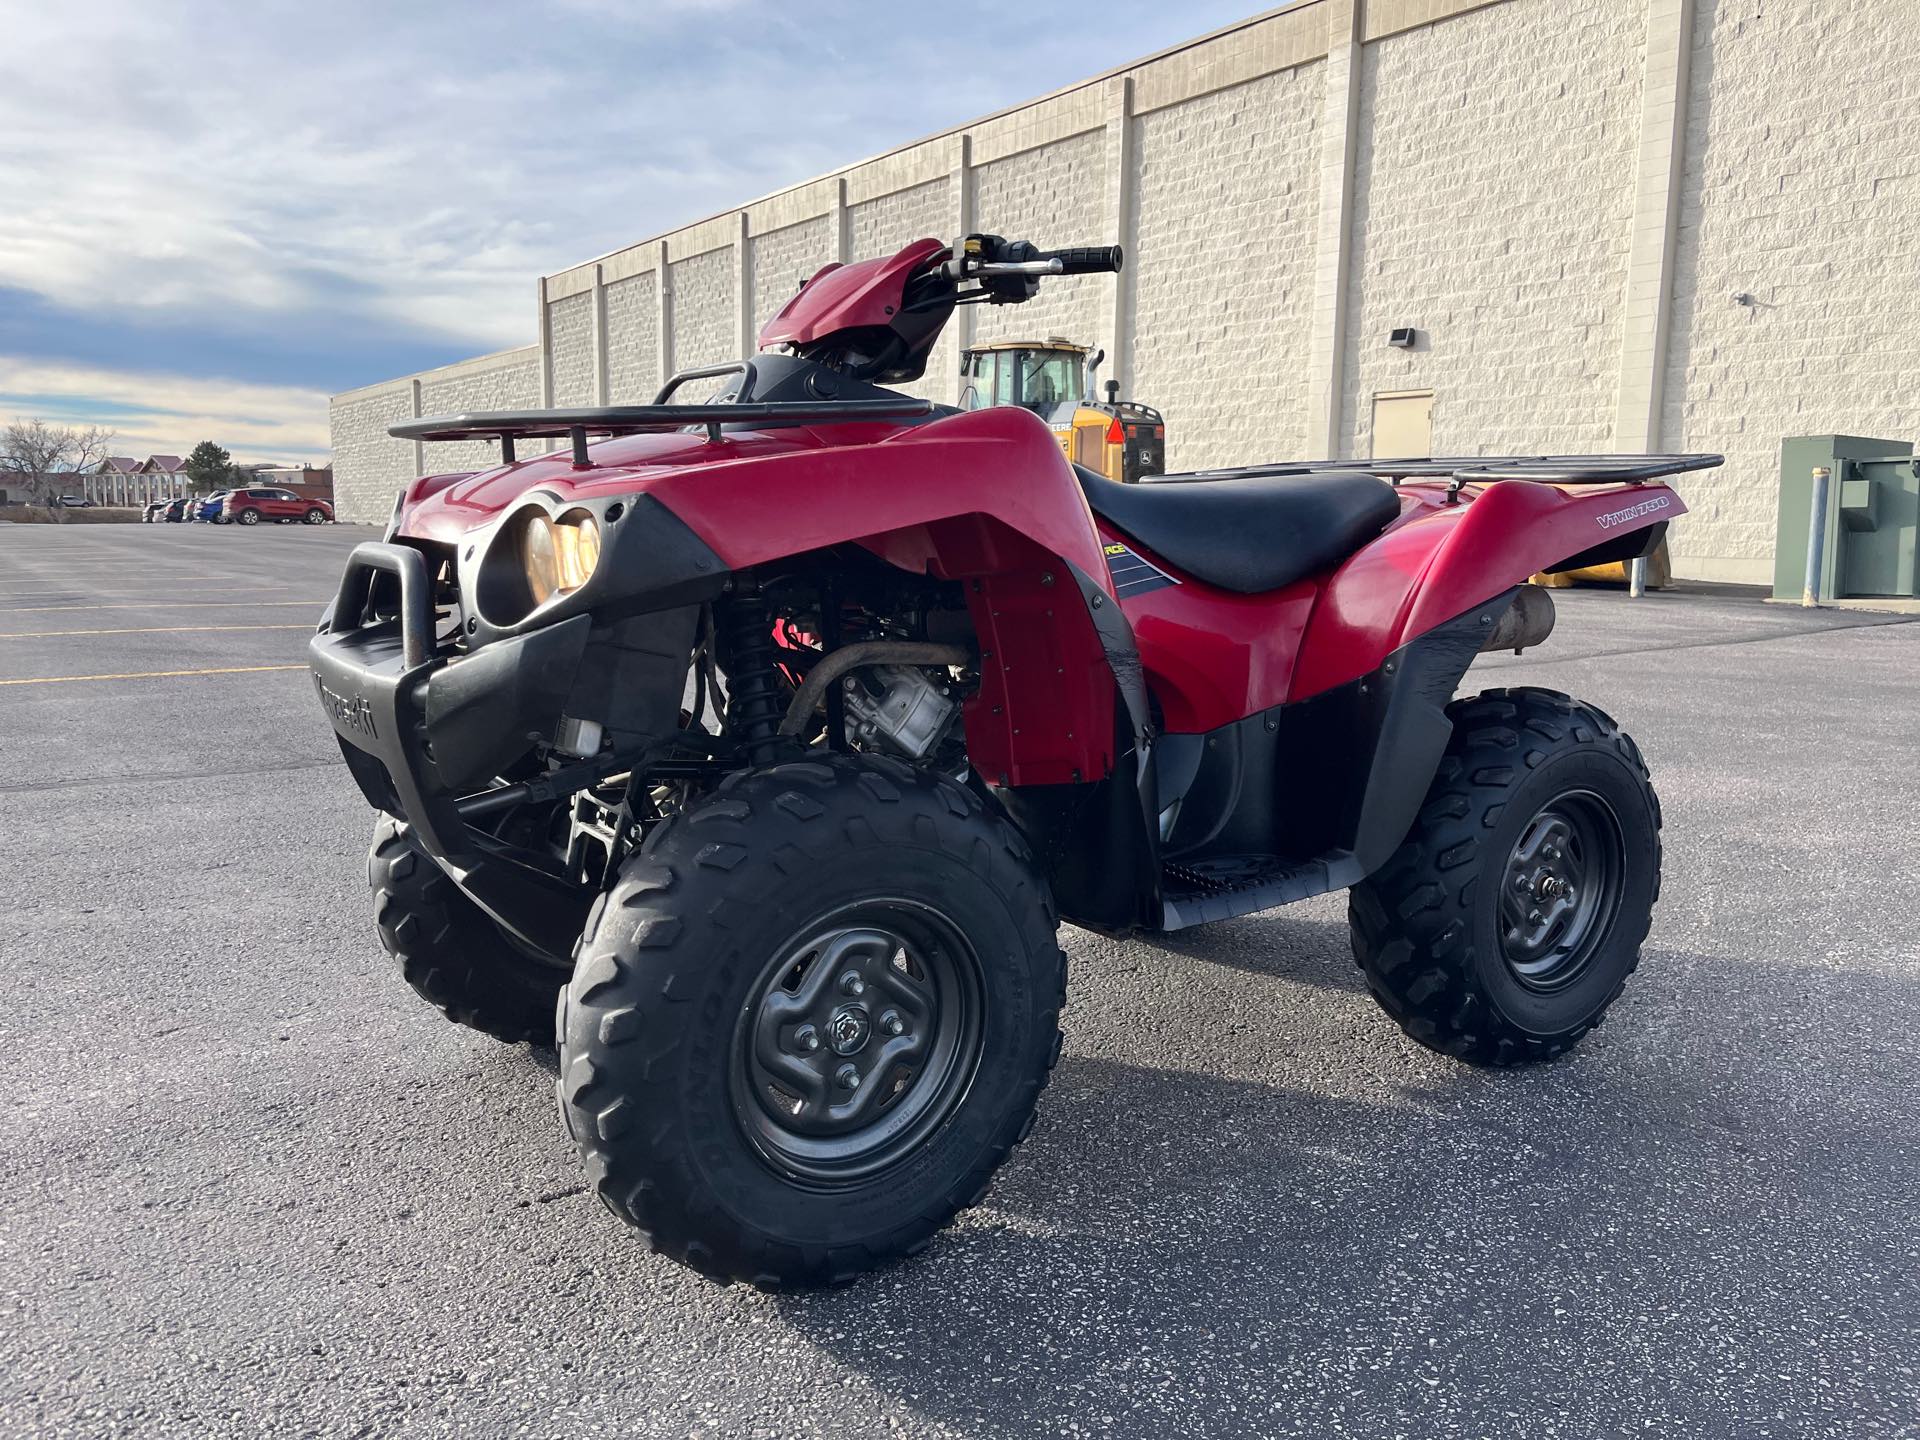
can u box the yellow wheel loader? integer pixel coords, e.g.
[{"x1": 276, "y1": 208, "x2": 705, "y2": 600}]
[{"x1": 959, "y1": 338, "x2": 1165, "y2": 482}]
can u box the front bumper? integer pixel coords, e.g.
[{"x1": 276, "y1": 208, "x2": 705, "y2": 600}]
[{"x1": 309, "y1": 541, "x2": 594, "y2": 956}]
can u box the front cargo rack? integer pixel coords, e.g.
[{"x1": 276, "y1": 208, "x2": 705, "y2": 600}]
[{"x1": 389, "y1": 396, "x2": 934, "y2": 465}]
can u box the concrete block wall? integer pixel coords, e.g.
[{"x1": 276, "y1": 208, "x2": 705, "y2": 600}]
[
  {"x1": 1660, "y1": 0, "x2": 1920, "y2": 581},
  {"x1": 603, "y1": 269, "x2": 658, "y2": 403},
  {"x1": 1130, "y1": 61, "x2": 1326, "y2": 471},
  {"x1": 1342, "y1": 0, "x2": 1646, "y2": 459},
  {"x1": 328, "y1": 380, "x2": 419, "y2": 527},
  {"x1": 326, "y1": 0, "x2": 1920, "y2": 590},
  {"x1": 416, "y1": 347, "x2": 542, "y2": 473},
  {"x1": 328, "y1": 346, "x2": 540, "y2": 522},
  {"x1": 667, "y1": 246, "x2": 737, "y2": 377},
  {"x1": 545, "y1": 292, "x2": 595, "y2": 408}
]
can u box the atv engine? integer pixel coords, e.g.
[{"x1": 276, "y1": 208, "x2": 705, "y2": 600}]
[{"x1": 842, "y1": 664, "x2": 959, "y2": 761}]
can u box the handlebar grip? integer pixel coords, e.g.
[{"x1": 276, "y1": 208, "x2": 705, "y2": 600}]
[{"x1": 1036, "y1": 245, "x2": 1124, "y2": 275}]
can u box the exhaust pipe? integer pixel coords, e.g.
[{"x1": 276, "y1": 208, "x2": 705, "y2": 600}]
[
  {"x1": 1082, "y1": 347, "x2": 1106, "y2": 406},
  {"x1": 1481, "y1": 585, "x2": 1555, "y2": 653}
]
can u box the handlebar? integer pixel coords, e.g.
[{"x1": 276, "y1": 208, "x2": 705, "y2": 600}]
[
  {"x1": 942, "y1": 237, "x2": 1125, "y2": 286},
  {"x1": 972, "y1": 246, "x2": 1125, "y2": 279},
  {"x1": 1036, "y1": 245, "x2": 1124, "y2": 275}
]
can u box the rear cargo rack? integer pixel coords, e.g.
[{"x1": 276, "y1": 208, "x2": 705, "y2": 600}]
[
  {"x1": 1166, "y1": 453, "x2": 1723, "y2": 492},
  {"x1": 389, "y1": 397, "x2": 933, "y2": 465}
]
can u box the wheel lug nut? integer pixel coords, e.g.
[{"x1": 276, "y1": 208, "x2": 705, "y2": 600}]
[
  {"x1": 835, "y1": 1063, "x2": 861, "y2": 1091},
  {"x1": 793, "y1": 1024, "x2": 821, "y2": 1053},
  {"x1": 881, "y1": 1010, "x2": 904, "y2": 1037},
  {"x1": 839, "y1": 971, "x2": 865, "y2": 997}
]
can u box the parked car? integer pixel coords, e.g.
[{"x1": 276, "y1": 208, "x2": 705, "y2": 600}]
[
  {"x1": 142, "y1": 499, "x2": 170, "y2": 522},
  {"x1": 191, "y1": 491, "x2": 232, "y2": 522},
  {"x1": 57, "y1": 495, "x2": 94, "y2": 508},
  {"x1": 160, "y1": 496, "x2": 194, "y2": 522},
  {"x1": 223, "y1": 487, "x2": 335, "y2": 526}
]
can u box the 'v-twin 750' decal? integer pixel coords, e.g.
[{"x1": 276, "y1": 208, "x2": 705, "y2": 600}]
[
  {"x1": 1103, "y1": 541, "x2": 1180, "y2": 598},
  {"x1": 1595, "y1": 493, "x2": 1672, "y2": 530}
]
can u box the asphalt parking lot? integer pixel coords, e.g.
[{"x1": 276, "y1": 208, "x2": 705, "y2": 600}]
[{"x1": 2, "y1": 520, "x2": 1917, "y2": 1439}]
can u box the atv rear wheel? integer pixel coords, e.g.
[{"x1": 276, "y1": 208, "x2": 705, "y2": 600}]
[
  {"x1": 368, "y1": 816, "x2": 570, "y2": 1043},
  {"x1": 557, "y1": 755, "x2": 1066, "y2": 1287},
  {"x1": 1347, "y1": 687, "x2": 1661, "y2": 1066}
]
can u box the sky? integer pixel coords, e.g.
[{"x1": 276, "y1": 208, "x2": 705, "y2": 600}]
[{"x1": 0, "y1": 0, "x2": 1264, "y2": 466}]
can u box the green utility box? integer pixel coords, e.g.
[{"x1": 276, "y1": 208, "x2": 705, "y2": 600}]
[{"x1": 1773, "y1": 435, "x2": 1920, "y2": 600}]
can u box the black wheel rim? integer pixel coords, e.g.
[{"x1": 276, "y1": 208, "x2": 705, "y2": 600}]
[
  {"x1": 1497, "y1": 789, "x2": 1625, "y2": 992},
  {"x1": 730, "y1": 899, "x2": 985, "y2": 1185}
]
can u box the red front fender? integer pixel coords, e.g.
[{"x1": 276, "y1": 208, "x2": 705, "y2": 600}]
[{"x1": 1288, "y1": 480, "x2": 1686, "y2": 701}]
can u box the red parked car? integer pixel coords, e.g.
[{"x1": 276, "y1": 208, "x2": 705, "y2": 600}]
[{"x1": 223, "y1": 487, "x2": 333, "y2": 526}]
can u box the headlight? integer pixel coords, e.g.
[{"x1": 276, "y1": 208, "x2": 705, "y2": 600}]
[
  {"x1": 553, "y1": 511, "x2": 600, "y2": 591},
  {"x1": 519, "y1": 509, "x2": 600, "y2": 608}
]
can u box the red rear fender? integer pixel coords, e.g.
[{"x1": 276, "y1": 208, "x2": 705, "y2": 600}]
[{"x1": 1289, "y1": 480, "x2": 1687, "y2": 701}]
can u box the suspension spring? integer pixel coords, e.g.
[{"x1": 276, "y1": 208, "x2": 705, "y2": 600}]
[{"x1": 718, "y1": 572, "x2": 788, "y2": 768}]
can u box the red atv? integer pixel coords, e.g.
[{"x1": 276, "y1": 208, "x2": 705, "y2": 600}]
[{"x1": 312, "y1": 233, "x2": 1719, "y2": 1286}]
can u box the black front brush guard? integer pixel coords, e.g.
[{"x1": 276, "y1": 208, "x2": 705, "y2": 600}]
[{"x1": 311, "y1": 542, "x2": 614, "y2": 960}]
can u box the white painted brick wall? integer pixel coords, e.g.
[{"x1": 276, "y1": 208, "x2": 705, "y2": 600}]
[
  {"x1": 1130, "y1": 63, "x2": 1325, "y2": 471},
  {"x1": 751, "y1": 216, "x2": 835, "y2": 337},
  {"x1": 1344, "y1": 0, "x2": 1645, "y2": 465},
  {"x1": 849, "y1": 179, "x2": 953, "y2": 402},
  {"x1": 604, "y1": 271, "x2": 659, "y2": 403},
  {"x1": 968, "y1": 132, "x2": 1107, "y2": 353},
  {"x1": 418, "y1": 354, "x2": 540, "y2": 474},
  {"x1": 328, "y1": 384, "x2": 415, "y2": 524},
  {"x1": 1661, "y1": 0, "x2": 1920, "y2": 580},
  {"x1": 668, "y1": 247, "x2": 737, "y2": 373},
  {"x1": 546, "y1": 291, "x2": 595, "y2": 407}
]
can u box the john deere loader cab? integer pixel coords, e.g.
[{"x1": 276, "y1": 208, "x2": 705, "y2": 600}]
[{"x1": 959, "y1": 338, "x2": 1165, "y2": 483}]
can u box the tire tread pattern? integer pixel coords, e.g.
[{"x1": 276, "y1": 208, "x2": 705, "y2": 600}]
[
  {"x1": 557, "y1": 755, "x2": 1066, "y2": 1289},
  {"x1": 1348, "y1": 686, "x2": 1662, "y2": 1067},
  {"x1": 368, "y1": 817, "x2": 564, "y2": 1044}
]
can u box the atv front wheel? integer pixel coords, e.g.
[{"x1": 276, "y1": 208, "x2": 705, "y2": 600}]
[
  {"x1": 557, "y1": 755, "x2": 1066, "y2": 1287},
  {"x1": 368, "y1": 816, "x2": 570, "y2": 1043},
  {"x1": 1348, "y1": 687, "x2": 1661, "y2": 1066}
]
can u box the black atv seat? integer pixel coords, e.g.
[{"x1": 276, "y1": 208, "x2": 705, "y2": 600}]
[{"x1": 1074, "y1": 465, "x2": 1402, "y2": 594}]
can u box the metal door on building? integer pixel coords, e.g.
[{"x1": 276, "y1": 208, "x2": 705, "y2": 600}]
[{"x1": 1371, "y1": 390, "x2": 1433, "y2": 459}]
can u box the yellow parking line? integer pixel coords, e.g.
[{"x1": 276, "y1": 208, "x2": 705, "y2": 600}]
[
  {"x1": 0, "y1": 624, "x2": 315, "y2": 639},
  {"x1": 0, "y1": 586, "x2": 304, "y2": 598},
  {"x1": 0, "y1": 600, "x2": 328, "y2": 613},
  {"x1": 0, "y1": 664, "x2": 307, "y2": 687}
]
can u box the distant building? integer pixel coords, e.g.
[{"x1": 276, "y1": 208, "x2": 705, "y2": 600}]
[{"x1": 83, "y1": 454, "x2": 189, "y2": 506}]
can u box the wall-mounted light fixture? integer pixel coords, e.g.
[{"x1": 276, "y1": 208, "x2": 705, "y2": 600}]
[{"x1": 1387, "y1": 326, "x2": 1419, "y2": 349}]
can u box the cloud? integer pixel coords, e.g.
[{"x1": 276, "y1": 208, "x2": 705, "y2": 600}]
[
  {"x1": 0, "y1": 357, "x2": 329, "y2": 464},
  {"x1": 0, "y1": 0, "x2": 1266, "y2": 447}
]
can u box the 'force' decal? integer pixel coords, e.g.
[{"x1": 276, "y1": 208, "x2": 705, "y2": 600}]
[
  {"x1": 1595, "y1": 493, "x2": 1672, "y2": 530},
  {"x1": 1103, "y1": 541, "x2": 1180, "y2": 598}
]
